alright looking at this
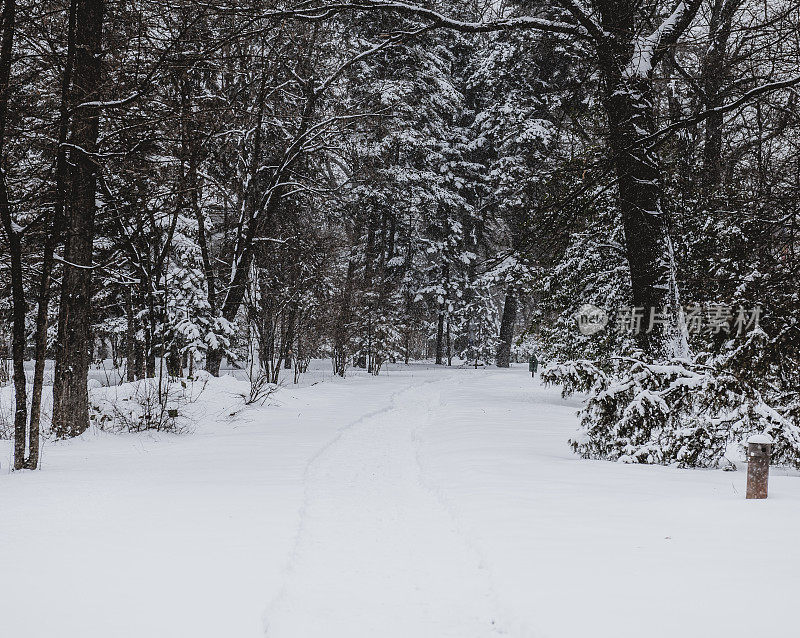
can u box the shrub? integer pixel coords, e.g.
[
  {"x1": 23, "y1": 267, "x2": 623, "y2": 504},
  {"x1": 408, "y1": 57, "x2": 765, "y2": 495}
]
[
  {"x1": 90, "y1": 377, "x2": 203, "y2": 434},
  {"x1": 543, "y1": 329, "x2": 800, "y2": 468}
]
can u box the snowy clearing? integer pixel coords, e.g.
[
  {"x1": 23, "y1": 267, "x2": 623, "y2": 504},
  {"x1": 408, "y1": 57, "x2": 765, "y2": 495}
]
[{"x1": 2, "y1": 364, "x2": 798, "y2": 637}]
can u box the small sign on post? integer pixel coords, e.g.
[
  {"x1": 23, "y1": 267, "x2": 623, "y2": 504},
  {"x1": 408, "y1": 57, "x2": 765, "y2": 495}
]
[{"x1": 746, "y1": 434, "x2": 773, "y2": 500}]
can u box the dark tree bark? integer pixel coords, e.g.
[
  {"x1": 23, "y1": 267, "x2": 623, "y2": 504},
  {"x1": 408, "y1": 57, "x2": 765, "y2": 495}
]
[
  {"x1": 145, "y1": 290, "x2": 157, "y2": 378},
  {"x1": 205, "y1": 347, "x2": 224, "y2": 377},
  {"x1": 0, "y1": 196, "x2": 26, "y2": 468},
  {"x1": 0, "y1": 0, "x2": 29, "y2": 470},
  {"x1": 52, "y1": 0, "x2": 105, "y2": 439},
  {"x1": 601, "y1": 74, "x2": 685, "y2": 358},
  {"x1": 166, "y1": 344, "x2": 182, "y2": 378},
  {"x1": 700, "y1": 0, "x2": 739, "y2": 196},
  {"x1": 496, "y1": 289, "x2": 517, "y2": 368},
  {"x1": 435, "y1": 260, "x2": 449, "y2": 365},
  {"x1": 435, "y1": 312, "x2": 445, "y2": 365},
  {"x1": 283, "y1": 302, "x2": 297, "y2": 370},
  {"x1": 445, "y1": 316, "x2": 452, "y2": 366},
  {"x1": 592, "y1": 0, "x2": 700, "y2": 359},
  {"x1": 125, "y1": 287, "x2": 136, "y2": 382},
  {"x1": 27, "y1": 0, "x2": 79, "y2": 464},
  {"x1": 333, "y1": 250, "x2": 357, "y2": 377}
]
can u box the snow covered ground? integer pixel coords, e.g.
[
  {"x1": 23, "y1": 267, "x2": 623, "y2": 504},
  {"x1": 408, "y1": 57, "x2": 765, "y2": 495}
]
[{"x1": 2, "y1": 363, "x2": 799, "y2": 637}]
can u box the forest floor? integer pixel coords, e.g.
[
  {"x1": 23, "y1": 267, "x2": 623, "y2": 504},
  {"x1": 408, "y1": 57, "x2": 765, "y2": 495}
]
[{"x1": 2, "y1": 363, "x2": 799, "y2": 637}]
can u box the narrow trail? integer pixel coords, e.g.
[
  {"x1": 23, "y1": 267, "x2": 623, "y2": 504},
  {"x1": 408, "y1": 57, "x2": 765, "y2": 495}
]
[{"x1": 264, "y1": 375, "x2": 505, "y2": 638}]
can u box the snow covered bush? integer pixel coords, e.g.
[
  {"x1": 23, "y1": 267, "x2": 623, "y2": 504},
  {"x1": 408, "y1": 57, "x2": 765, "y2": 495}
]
[
  {"x1": 543, "y1": 329, "x2": 800, "y2": 468},
  {"x1": 90, "y1": 377, "x2": 205, "y2": 434}
]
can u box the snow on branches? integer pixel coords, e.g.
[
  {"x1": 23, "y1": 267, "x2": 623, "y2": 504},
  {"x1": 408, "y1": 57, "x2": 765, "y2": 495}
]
[{"x1": 543, "y1": 329, "x2": 800, "y2": 469}]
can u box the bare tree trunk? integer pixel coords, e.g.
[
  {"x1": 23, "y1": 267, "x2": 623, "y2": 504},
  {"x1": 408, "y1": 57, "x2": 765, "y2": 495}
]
[
  {"x1": 0, "y1": 0, "x2": 29, "y2": 469},
  {"x1": 333, "y1": 230, "x2": 359, "y2": 377},
  {"x1": 600, "y1": 70, "x2": 686, "y2": 358},
  {"x1": 496, "y1": 289, "x2": 517, "y2": 368},
  {"x1": 701, "y1": 0, "x2": 739, "y2": 197},
  {"x1": 283, "y1": 302, "x2": 297, "y2": 370},
  {"x1": 145, "y1": 285, "x2": 157, "y2": 378},
  {"x1": 0, "y1": 200, "x2": 26, "y2": 468},
  {"x1": 25, "y1": 0, "x2": 77, "y2": 468},
  {"x1": 52, "y1": 0, "x2": 104, "y2": 438},
  {"x1": 125, "y1": 287, "x2": 136, "y2": 381},
  {"x1": 590, "y1": 0, "x2": 699, "y2": 360},
  {"x1": 133, "y1": 286, "x2": 145, "y2": 379},
  {"x1": 435, "y1": 312, "x2": 444, "y2": 365},
  {"x1": 166, "y1": 344, "x2": 182, "y2": 377},
  {"x1": 205, "y1": 348, "x2": 223, "y2": 377},
  {"x1": 446, "y1": 316, "x2": 452, "y2": 366}
]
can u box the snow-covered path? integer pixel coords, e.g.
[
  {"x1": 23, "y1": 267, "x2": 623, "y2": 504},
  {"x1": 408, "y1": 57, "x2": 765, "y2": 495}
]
[
  {"x1": 3, "y1": 364, "x2": 800, "y2": 638},
  {"x1": 266, "y1": 375, "x2": 503, "y2": 637}
]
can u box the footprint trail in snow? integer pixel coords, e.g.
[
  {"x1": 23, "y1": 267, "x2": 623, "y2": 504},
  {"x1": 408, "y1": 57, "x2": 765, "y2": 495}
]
[{"x1": 265, "y1": 378, "x2": 505, "y2": 638}]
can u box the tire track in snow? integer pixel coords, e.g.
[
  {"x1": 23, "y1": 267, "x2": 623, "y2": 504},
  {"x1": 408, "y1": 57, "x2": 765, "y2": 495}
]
[{"x1": 264, "y1": 373, "x2": 507, "y2": 637}]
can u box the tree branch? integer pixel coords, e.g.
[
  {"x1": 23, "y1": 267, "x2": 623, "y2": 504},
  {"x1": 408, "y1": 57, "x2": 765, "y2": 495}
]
[
  {"x1": 278, "y1": 0, "x2": 591, "y2": 38},
  {"x1": 639, "y1": 73, "x2": 800, "y2": 148}
]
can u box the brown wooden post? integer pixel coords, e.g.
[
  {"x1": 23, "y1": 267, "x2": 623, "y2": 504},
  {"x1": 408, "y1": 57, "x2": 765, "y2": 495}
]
[{"x1": 746, "y1": 434, "x2": 773, "y2": 499}]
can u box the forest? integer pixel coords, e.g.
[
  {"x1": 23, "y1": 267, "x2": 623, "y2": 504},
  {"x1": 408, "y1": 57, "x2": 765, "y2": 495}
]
[
  {"x1": 3, "y1": 1, "x2": 800, "y2": 635},
  {"x1": 0, "y1": 0, "x2": 798, "y2": 472}
]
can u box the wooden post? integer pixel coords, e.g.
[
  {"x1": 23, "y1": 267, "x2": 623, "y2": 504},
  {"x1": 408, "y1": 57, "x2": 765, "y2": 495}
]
[{"x1": 746, "y1": 434, "x2": 773, "y2": 499}]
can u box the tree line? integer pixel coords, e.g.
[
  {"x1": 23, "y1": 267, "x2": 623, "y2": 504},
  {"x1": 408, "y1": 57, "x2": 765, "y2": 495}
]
[{"x1": 1, "y1": 0, "x2": 798, "y2": 469}]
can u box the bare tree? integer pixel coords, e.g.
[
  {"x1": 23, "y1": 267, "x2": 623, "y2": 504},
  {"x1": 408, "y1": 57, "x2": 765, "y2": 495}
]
[{"x1": 51, "y1": 0, "x2": 105, "y2": 438}]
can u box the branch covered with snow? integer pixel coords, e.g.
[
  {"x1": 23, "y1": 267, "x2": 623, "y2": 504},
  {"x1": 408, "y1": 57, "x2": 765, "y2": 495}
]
[{"x1": 624, "y1": 0, "x2": 702, "y2": 78}]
